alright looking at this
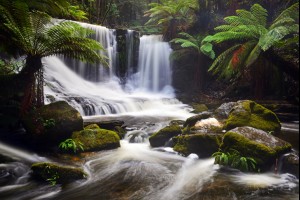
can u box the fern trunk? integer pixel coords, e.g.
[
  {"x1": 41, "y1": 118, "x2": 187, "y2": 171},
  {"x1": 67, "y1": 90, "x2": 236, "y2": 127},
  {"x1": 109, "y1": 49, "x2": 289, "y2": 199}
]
[{"x1": 20, "y1": 56, "x2": 44, "y2": 115}]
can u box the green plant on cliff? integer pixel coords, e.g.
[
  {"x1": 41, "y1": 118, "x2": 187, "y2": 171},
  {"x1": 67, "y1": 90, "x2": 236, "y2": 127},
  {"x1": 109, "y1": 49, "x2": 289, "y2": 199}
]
[
  {"x1": 212, "y1": 149, "x2": 258, "y2": 172},
  {"x1": 171, "y1": 32, "x2": 215, "y2": 90},
  {"x1": 0, "y1": 0, "x2": 108, "y2": 114},
  {"x1": 59, "y1": 139, "x2": 84, "y2": 153},
  {"x1": 144, "y1": 0, "x2": 199, "y2": 40},
  {"x1": 202, "y1": 3, "x2": 299, "y2": 97}
]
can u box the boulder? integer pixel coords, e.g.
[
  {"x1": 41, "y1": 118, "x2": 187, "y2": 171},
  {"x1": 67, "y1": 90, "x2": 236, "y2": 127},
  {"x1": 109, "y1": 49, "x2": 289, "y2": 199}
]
[
  {"x1": 149, "y1": 125, "x2": 182, "y2": 147},
  {"x1": 22, "y1": 101, "x2": 83, "y2": 147},
  {"x1": 173, "y1": 133, "x2": 223, "y2": 158},
  {"x1": 184, "y1": 112, "x2": 212, "y2": 128},
  {"x1": 280, "y1": 152, "x2": 299, "y2": 178},
  {"x1": 191, "y1": 103, "x2": 209, "y2": 113},
  {"x1": 84, "y1": 124, "x2": 100, "y2": 130},
  {"x1": 214, "y1": 102, "x2": 238, "y2": 120},
  {"x1": 31, "y1": 162, "x2": 86, "y2": 184},
  {"x1": 220, "y1": 127, "x2": 292, "y2": 169},
  {"x1": 72, "y1": 128, "x2": 120, "y2": 152},
  {"x1": 84, "y1": 120, "x2": 125, "y2": 130},
  {"x1": 223, "y1": 100, "x2": 281, "y2": 133}
]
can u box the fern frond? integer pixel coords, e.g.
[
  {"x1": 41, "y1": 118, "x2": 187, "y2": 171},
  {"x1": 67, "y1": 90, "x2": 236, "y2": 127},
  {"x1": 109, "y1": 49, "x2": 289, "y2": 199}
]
[
  {"x1": 250, "y1": 4, "x2": 268, "y2": 27},
  {"x1": 259, "y1": 26, "x2": 293, "y2": 51},
  {"x1": 200, "y1": 43, "x2": 215, "y2": 59},
  {"x1": 209, "y1": 44, "x2": 241, "y2": 81},
  {"x1": 205, "y1": 31, "x2": 254, "y2": 43},
  {"x1": 273, "y1": 2, "x2": 299, "y2": 25},
  {"x1": 245, "y1": 44, "x2": 262, "y2": 67}
]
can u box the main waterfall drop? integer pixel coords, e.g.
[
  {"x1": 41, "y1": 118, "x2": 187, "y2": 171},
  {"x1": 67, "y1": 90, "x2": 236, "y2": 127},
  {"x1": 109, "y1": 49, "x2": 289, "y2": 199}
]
[
  {"x1": 135, "y1": 35, "x2": 173, "y2": 93},
  {"x1": 43, "y1": 22, "x2": 192, "y2": 118}
]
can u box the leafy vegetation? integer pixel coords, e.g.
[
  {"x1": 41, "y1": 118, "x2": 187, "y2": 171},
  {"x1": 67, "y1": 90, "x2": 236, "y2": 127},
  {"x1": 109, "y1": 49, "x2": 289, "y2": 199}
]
[
  {"x1": 202, "y1": 3, "x2": 299, "y2": 97},
  {"x1": 171, "y1": 32, "x2": 214, "y2": 90},
  {"x1": 212, "y1": 149, "x2": 259, "y2": 172},
  {"x1": 0, "y1": 0, "x2": 108, "y2": 113},
  {"x1": 144, "y1": 0, "x2": 199, "y2": 40},
  {"x1": 59, "y1": 138, "x2": 84, "y2": 153}
]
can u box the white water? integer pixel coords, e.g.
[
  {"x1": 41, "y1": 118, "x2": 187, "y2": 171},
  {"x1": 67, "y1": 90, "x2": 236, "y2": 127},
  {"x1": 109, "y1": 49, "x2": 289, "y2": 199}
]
[
  {"x1": 44, "y1": 24, "x2": 192, "y2": 119},
  {"x1": 0, "y1": 141, "x2": 47, "y2": 163},
  {"x1": 127, "y1": 35, "x2": 173, "y2": 93}
]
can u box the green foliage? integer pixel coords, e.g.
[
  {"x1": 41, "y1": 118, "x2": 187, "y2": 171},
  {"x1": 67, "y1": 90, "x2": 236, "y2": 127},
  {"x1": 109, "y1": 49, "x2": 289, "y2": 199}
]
[
  {"x1": 0, "y1": 59, "x2": 23, "y2": 75},
  {"x1": 0, "y1": 0, "x2": 108, "y2": 68},
  {"x1": 144, "y1": 0, "x2": 199, "y2": 38},
  {"x1": 171, "y1": 32, "x2": 215, "y2": 59},
  {"x1": 212, "y1": 149, "x2": 259, "y2": 172},
  {"x1": 59, "y1": 139, "x2": 84, "y2": 153},
  {"x1": 44, "y1": 164, "x2": 60, "y2": 186},
  {"x1": 202, "y1": 3, "x2": 299, "y2": 81},
  {"x1": 43, "y1": 119, "x2": 55, "y2": 129}
]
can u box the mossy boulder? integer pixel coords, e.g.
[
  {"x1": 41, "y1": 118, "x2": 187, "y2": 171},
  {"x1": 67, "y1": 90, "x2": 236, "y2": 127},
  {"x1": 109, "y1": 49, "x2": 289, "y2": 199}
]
[
  {"x1": 84, "y1": 123, "x2": 126, "y2": 139},
  {"x1": 22, "y1": 101, "x2": 83, "y2": 147},
  {"x1": 31, "y1": 162, "x2": 87, "y2": 184},
  {"x1": 223, "y1": 100, "x2": 281, "y2": 133},
  {"x1": 220, "y1": 127, "x2": 292, "y2": 169},
  {"x1": 214, "y1": 102, "x2": 238, "y2": 120},
  {"x1": 149, "y1": 125, "x2": 182, "y2": 147},
  {"x1": 184, "y1": 112, "x2": 212, "y2": 128},
  {"x1": 114, "y1": 126, "x2": 127, "y2": 139},
  {"x1": 84, "y1": 124, "x2": 100, "y2": 130},
  {"x1": 72, "y1": 128, "x2": 120, "y2": 152},
  {"x1": 173, "y1": 133, "x2": 223, "y2": 158},
  {"x1": 191, "y1": 103, "x2": 209, "y2": 113},
  {"x1": 84, "y1": 120, "x2": 125, "y2": 130}
]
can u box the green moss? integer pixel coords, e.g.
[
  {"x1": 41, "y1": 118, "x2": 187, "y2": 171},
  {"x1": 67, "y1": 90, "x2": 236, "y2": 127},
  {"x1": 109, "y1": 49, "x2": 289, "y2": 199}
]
[
  {"x1": 72, "y1": 128, "x2": 120, "y2": 152},
  {"x1": 173, "y1": 133, "x2": 223, "y2": 158},
  {"x1": 84, "y1": 124, "x2": 100, "y2": 130},
  {"x1": 149, "y1": 125, "x2": 182, "y2": 147},
  {"x1": 191, "y1": 103, "x2": 209, "y2": 113},
  {"x1": 21, "y1": 101, "x2": 83, "y2": 148},
  {"x1": 114, "y1": 126, "x2": 127, "y2": 139},
  {"x1": 224, "y1": 101, "x2": 281, "y2": 133},
  {"x1": 221, "y1": 131, "x2": 277, "y2": 165},
  {"x1": 184, "y1": 112, "x2": 211, "y2": 128},
  {"x1": 31, "y1": 162, "x2": 87, "y2": 185}
]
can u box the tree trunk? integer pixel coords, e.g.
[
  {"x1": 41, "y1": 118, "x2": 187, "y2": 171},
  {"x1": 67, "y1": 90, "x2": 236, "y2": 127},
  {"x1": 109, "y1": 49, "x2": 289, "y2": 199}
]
[{"x1": 20, "y1": 56, "x2": 43, "y2": 115}]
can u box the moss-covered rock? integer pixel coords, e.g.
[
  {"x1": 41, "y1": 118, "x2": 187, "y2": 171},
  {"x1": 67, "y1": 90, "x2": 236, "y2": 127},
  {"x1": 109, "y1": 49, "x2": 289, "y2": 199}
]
[
  {"x1": 84, "y1": 120, "x2": 125, "y2": 131},
  {"x1": 214, "y1": 102, "x2": 238, "y2": 120},
  {"x1": 184, "y1": 112, "x2": 212, "y2": 128},
  {"x1": 31, "y1": 162, "x2": 87, "y2": 184},
  {"x1": 72, "y1": 128, "x2": 120, "y2": 152},
  {"x1": 84, "y1": 124, "x2": 100, "y2": 130},
  {"x1": 149, "y1": 125, "x2": 182, "y2": 147},
  {"x1": 173, "y1": 133, "x2": 223, "y2": 158},
  {"x1": 114, "y1": 126, "x2": 127, "y2": 139},
  {"x1": 22, "y1": 101, "x2": 83, "y2": 148},
  {"x1": 191, "y1": 103, "x2": 209, "y2": 113},
  {"x1": 220, "y1": 127, "x2": 292, "y2": 169},
  {"x1": 223, "y1": 100, "x2": 281, "y2": 133}
]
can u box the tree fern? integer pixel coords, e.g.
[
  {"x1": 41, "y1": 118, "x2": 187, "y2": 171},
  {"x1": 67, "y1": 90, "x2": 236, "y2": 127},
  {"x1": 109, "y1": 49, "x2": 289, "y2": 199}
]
[{"x1": 202, "y1": 3, "x2": 299, "y2": 82}]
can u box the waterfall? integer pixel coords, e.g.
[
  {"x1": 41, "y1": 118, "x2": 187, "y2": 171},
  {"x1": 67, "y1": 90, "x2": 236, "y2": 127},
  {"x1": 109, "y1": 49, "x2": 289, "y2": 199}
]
[
  {"x1": 129, "y1": 35, "x2": 173, "y2": 93},
  {"x1": 43, "y1": 22, "x2": 192, "y2": 118},
  {"x1": 62, "y1": 22, "x2": 117, "y2": 82}
]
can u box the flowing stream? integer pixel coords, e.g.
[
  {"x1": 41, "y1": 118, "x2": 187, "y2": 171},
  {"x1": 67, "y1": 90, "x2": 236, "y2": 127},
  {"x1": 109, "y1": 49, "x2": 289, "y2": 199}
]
[{"x1": 0, "y1": 22, "x2": 299, "y2": 199}]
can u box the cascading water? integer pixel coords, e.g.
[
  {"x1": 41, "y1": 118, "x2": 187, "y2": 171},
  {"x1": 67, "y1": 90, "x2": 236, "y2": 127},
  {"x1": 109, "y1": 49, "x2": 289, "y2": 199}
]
[
  {"x1": 127, "y1": 35, "x2": 173, "y2": 93},
  {"x1": 61, "y1": 22, "x2": 117, "y2": 82},
  {"x1": 44, "y1": 22, "x2": 192, "y2": 118}
]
